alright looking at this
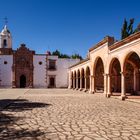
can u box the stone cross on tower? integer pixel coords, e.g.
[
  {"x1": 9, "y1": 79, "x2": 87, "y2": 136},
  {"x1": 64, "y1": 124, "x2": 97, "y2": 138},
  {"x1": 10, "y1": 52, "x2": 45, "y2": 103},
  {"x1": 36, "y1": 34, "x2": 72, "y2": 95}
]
[{"x1": 4, "y1": 17, "x2": 8, "y2": 25}]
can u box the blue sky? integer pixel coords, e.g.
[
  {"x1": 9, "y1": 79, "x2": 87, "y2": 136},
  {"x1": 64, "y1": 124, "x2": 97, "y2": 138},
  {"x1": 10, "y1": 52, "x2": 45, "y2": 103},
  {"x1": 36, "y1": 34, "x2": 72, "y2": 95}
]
[{"x1": 0, "y1": 0, "x2": 140, "y2": 58}]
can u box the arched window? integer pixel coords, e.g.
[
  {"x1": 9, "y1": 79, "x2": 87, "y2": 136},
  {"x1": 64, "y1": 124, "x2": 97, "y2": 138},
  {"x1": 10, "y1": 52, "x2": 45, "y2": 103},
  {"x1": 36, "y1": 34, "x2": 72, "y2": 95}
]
[{"x1": 3, "y1": 39, "x2": 7, "y2": 47}]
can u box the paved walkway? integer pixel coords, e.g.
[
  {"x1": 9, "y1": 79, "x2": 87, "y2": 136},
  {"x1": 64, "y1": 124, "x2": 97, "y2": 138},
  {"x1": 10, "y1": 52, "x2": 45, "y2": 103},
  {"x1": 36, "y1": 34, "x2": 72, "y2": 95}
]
[
  {"x1": 0, "y1": 89, "x2": 140, "y2": 140},
  {"x1": 0, "y1": 89, "x2": 30, "y2": 109}
]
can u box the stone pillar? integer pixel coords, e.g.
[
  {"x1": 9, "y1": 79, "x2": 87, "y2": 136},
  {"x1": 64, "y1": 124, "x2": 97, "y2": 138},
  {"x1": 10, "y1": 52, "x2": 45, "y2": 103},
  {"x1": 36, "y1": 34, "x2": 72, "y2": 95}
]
[
  {"x1": 92, "y1": 75, "x2": 95, "y2": 93},
  {"x1": 89, "y1": 75, "x2": 94, "y2": 94},
  {"x1": 89, "y1": 75, "x2": 92, "y2": 93},
  {"x1": 121, "y1": 72, "x2": 126, "y2": 100},
  {"x1": 107, "y1": 74, "x2": 111, "y2": 98},
  {"x1": 84, "y1": 75, "x2": 87, "y2": 92},
  {"x1": 80, "y1": 76, "x2": 82, "y2": 90},
  {"x1": 103, "y1": 74, "x2": 107, "y2": 96},
  {"x1": 76, "y1": 77, "x2": 78, "y2": 90},
  {"x1": 73, "y1": 77, "x2": 75, "y2": 89}
]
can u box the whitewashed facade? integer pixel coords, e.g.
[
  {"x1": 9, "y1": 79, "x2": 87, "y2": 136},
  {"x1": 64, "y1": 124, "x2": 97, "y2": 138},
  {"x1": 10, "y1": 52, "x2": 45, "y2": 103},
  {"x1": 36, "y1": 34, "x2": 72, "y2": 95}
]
[
  {"x1": 33, "y1": 55, "x2": 47, "y2": 88},
  {"x1": 55, "y1": 58, "x2": 80, "y2": 88},
  {"x1": 0, "y1": 55, "x2": 13, "y2": 87},
  {"x1": 0, "y1": 25, "x2": 80, "y2": 88}
]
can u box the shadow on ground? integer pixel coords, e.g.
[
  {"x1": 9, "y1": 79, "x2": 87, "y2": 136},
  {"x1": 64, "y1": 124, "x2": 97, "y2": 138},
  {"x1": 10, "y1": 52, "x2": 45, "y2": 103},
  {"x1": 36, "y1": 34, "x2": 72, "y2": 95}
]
[{"x1": 0, "y1": 99, "x2": 51, "y2": 139}]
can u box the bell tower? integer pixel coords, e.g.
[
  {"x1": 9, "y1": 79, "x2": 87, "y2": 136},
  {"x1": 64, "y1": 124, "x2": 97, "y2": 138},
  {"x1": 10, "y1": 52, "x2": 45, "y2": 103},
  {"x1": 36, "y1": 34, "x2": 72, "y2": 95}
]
[
  {"x1": 0, "y1": 25, "x2": 12, "y2": 49},
  {"x1": 0, "y1": 18, "x2": 13, "y2": 54}
]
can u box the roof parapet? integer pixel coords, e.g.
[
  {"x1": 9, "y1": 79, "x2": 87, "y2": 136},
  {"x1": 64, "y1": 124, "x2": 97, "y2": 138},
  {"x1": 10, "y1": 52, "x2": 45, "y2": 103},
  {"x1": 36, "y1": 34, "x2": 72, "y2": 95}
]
[
  {"x1": 69, "y1": 58, "x2": 89, "y2": 69},
  {"x1": 109, "y1": 31, "x2": 140, "y2": 51},
  {"x1": 89, "y1": 36, "x2": 114, "y2": 52}
]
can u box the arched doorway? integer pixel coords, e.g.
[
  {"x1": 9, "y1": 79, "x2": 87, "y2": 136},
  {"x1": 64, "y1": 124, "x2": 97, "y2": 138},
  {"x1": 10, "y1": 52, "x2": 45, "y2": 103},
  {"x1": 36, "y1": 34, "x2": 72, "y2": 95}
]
[
  {"x1": 81, "y1": 68, "x2": 85, "y2": 89},
  {"x1": 77, "y1": 70, "x2": 80, "y2": 89},
  {"x1": 86, "y1": 67, "x2": 90, "y2": 89},
  {"x1": 124, "y1": 52, "x2": 140, "y2": 94},
  {"x1": 20, "y1": 75, "x2": 26, "y2": 88},
  {"x1": 94, "y1": 58, "x2": 104, "y2": 92},
  {"x1": 109, "y1": 58, "x2": 121, "y2": 93}
]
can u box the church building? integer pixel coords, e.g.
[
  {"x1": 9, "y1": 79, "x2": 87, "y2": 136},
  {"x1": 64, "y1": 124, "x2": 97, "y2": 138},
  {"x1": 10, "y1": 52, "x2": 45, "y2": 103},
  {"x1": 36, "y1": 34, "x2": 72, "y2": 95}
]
[{"x1": 0, "y1": 25, "x2": 80, "y2": 88}]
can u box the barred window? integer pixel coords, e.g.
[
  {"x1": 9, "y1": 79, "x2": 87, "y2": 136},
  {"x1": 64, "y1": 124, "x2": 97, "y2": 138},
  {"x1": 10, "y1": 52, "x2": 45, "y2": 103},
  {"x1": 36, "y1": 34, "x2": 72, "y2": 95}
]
[{"x1": 49, "y1": 60, "x2": 56, "y2": 70}]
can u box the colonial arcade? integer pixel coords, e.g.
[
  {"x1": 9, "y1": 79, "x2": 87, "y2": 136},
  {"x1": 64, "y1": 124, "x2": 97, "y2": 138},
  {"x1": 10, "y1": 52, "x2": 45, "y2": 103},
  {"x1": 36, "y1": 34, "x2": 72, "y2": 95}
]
[{"x1": 69, "y1": 32, "x2": 140, "y2": 100}]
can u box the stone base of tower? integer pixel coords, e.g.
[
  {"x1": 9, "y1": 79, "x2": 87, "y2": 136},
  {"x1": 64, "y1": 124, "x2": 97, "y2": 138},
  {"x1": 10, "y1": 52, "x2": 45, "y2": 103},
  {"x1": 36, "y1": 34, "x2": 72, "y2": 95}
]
[{"x1": 0, "y1": 48, "x2": 13, "y2": 55}]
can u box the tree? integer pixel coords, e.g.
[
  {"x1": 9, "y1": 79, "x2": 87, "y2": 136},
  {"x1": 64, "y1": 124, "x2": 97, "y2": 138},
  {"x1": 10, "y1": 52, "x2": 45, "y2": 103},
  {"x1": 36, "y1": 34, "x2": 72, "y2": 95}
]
[
  {"x1": 52, "y1": 50, "x2": 83, "y2": 59},
  {"x1": 52, "y1": 50, "x2": 61, "y2": 57},
  {"x1": 121, "y1": 19, "x2": 128, "y2": 39},
  {"x1": 60, "y1": 54, "x2": 70, "y2": 58},
  {"x1": 71, "y1": 53, "x2": 83, "y2": 60},
  {"x1": 52, "y1": 50, "x2": 70, "y2": 58},
  {"x1": 134, "y1": 23, "x2": 140, "y2": 33},
  {"x1": 121, "y1": 18, "x2": 135, "y2": 39},
  {"x1": 127, "y1": 18, "x2": 134, "y2": 35}
]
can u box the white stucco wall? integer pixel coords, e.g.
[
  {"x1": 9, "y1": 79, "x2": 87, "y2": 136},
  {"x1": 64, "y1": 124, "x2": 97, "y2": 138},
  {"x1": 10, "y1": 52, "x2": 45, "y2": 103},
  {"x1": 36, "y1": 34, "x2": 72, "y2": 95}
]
[
  {"x1": 56, "y1": 58, "x2": 80, "y2": 88},
  {"x1": 0, "y1": 55, "x2": 13, "y2": 87},
  {"x1": 33, "y1": 55, "x2": 46, "y2": 88}
]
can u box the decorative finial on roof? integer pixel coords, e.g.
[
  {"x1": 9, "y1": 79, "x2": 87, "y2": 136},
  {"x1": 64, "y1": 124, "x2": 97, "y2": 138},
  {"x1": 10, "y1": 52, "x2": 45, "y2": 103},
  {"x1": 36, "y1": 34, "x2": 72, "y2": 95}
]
[
  {"x1": 4, "y1": 17, "x2": 8, "y2": 26},
  {"x1": 1, "y1": 17, "x2": 11, "y2": 34}
]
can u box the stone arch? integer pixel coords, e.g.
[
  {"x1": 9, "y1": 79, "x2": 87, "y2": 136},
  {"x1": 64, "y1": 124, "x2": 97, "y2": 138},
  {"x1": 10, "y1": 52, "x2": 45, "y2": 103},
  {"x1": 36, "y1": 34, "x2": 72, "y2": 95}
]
[
  {"x1": 94, "y1": 57, "x2": 104, "y2": 92},
  {"x1": 109, "y1": 58, "x2": 121, "y2": 93},
  {"x1": 81, "y1": 68, "x2": 85, "y2": 88},
  {"x1": 93, "y1": 56, "x2": 105, "y2": 75},
  {"x1": 77, "y1": 69, "x2": 80, "y2": 89},
  {"x1": 86, "y1": 66, "x2": 90, "y2": 89},
  {"x1": 123, "y1": 51, "x2": 140, "y2": 94}
]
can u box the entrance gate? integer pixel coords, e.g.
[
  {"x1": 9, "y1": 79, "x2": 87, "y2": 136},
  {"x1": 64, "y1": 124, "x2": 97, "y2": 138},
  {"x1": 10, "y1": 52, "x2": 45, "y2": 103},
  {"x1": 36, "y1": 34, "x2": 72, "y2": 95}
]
[{"x1": 20, "y1": 75, "x2": 26, "y2": 88}]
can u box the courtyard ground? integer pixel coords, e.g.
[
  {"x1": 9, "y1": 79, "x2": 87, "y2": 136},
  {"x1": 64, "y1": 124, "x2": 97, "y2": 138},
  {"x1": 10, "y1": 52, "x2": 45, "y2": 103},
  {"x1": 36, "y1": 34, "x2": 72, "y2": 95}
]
[{"x1": 0, "y1": 89, "x2": 140, "y2": 140}]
